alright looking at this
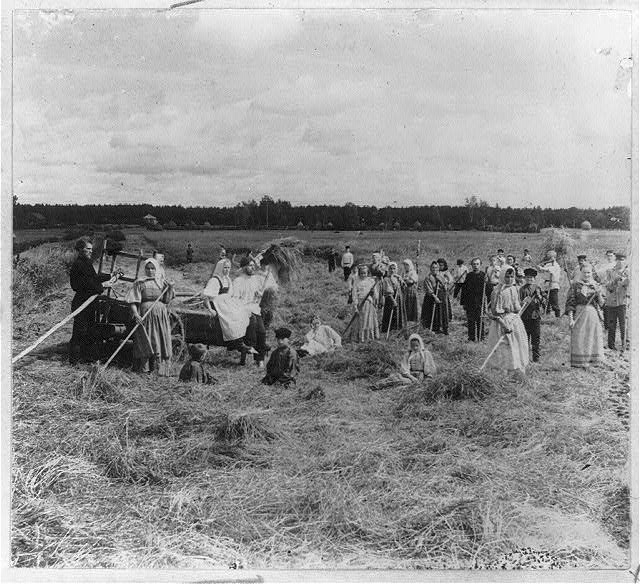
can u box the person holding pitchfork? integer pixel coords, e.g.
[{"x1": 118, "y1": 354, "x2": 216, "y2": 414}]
[{"x1": 421, "y1": 261, "x2": 449, "y2": 335}]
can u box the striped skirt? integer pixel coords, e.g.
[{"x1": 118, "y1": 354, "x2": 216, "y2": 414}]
[{"x1": 570, "y1": 304, "x2": 603, "y2": 367}]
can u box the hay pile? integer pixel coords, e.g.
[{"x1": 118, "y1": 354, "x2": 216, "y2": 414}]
[
  {"x1": 260, "y1": 237, "x2": 304, "y2": 284},
  {"x1": 317, "y1": 342, "x2": 397, "y2": 380},
  {"x1": 538, "y1": 228, "x2": 576, "y2": 271},
  {"x1": 395, "y1": 369, "x2": 501, "y2": 418}
]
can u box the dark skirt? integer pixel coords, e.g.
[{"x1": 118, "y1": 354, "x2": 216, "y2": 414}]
[
  {"x1": 421, "y1": 294, "x2": 450, "y2": 333},
  {"x1": 404, "y1": 284, "x2": 419, "y2": 321},
  {"x1": 381, "y1": 294, "x2": 406, "y2": 333}
]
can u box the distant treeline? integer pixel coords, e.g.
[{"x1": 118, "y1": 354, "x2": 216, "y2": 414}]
[{"x1": 13, "y1": 198, "x2": 630, "y2": 232}]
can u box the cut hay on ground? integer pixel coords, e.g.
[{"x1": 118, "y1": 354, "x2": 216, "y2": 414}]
[
  {"x1": 395, "y1": 369, "x2": 501, "y2": 418},
  {"x1": 316, "y1": 342, "x2": 397, "y2": 380}
]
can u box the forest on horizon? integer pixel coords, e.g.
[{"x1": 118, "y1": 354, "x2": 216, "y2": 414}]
[{"x1": 13, "y1": 196, "x2": 630, "y2": 232}]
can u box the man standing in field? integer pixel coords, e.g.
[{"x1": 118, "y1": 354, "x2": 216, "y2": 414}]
[
  {"x1": 186, "y1": 242, "x2": 193, "y2": 263},
  {"x1": 538, "y1": 250, "x2": 561, "y2": 318},
  {"x1": 519, "y1": 268, "x2": 543, "y2": 362},
  {"x1": 341, "y1": 245, "x2": 354, "y2": 281},
  {"x1": 460, "y1": 257, "x2": 486, "y2": 342},
  {"x1": 68, "y1": 237, "x2": 117, "y2": 364},
  {"x1": 604, "y1": 253, "x2": 629, "y2": 351},
  {"x1": 452, "y1": 259, "x2": 469, "y2": 300},
  {"x1": 232, "y1": 257, "x2": 270, "y2": 366}
]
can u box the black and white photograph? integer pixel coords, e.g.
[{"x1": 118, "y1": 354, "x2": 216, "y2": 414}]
[{"x1": 3, "y1": 1, "x2": 637, "y2": 580}]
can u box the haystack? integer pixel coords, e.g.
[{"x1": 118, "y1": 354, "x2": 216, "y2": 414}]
[
  {"x1": 259, "y1": 237, "x2": 303, "y2": 284},
  {"x1": 538, "y1": 229, "x2": 577, "y2": 273}
]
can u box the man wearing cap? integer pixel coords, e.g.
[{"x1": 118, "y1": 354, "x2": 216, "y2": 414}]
[
  {"x1": 537, "y1": 250, "x2": 561, "y2": 317},
  {"x1": 519, "y1": 268, "x2": 543, "y2": 362},
  {"x1": 262, "y1": 327, "x2": 299, "y2": 387},
  {"x1": 232, "y1": 257, "x2": 270, "y2": 366},
  {"x1": 341, "y1": 246, "x2": 354, "y2": 282},
  {"x1": 604, "y1": 253, "x2": 629, "y2": 351}
]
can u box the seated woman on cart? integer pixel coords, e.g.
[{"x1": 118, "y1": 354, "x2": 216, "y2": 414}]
[{"x1": 202, "y1": 258, "x2": 256, "y2": 360}]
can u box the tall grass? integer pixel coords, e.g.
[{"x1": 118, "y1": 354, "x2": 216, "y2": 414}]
[{"x1": 12, "y1": 246, "x2": 75, "y2": 311}]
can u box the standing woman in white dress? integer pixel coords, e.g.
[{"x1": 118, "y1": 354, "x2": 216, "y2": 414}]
[{"x1": 486, "y1": 267, "x2": 529, "y2": 372}]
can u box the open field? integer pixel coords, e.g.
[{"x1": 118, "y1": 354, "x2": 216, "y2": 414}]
[{"x1": 11, "y1": 228, "x2": 632, "y2": 570}]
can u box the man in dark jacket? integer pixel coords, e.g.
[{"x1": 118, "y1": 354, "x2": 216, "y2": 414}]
[
  {"x1": 519, "y1": 268, "x2": 543, "y2": 362},
  {"x1": 68, "y1": 237, "x2": 115, "y2": 364},
  {"x1": 460, "y1": 257, "x2": 486, "y2": 342}
]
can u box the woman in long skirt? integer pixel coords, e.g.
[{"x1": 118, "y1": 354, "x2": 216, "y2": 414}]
[
  {"x1": 402, "y1": 259, "x2": 419, "y2": 321},
  {"x1": 345, "y1": 264, "x2": 380, "y2": 343},
  {"x1": 421, "y1": 261, "x2": 450, "y2": 334},
  {"x1": 485, "y1": 267, "x2": 529, "y2": 372},
  {"x1": 437, "y1": 258, "x2": 454, "y2": 320},
  {"x1": 126, "y1": 258, "x2": 174, "y2": 375},
  {"x1": 565, "y1": 265, "x2": 604, "y2": 367},
  {"x1": 381, "y1": 262, "x2": 406, "y2": 333}
]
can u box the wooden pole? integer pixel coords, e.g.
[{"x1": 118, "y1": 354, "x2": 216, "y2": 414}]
[
  {"x1": 12, "y1": 294, "x2": 99, "y2": 364},
  {"x1": 385, "y1": 284, "x2": 400, "y2": 340},
  {"x1": 429, "y1": 280, "x2": 439, "y2": 332},
  {"x1": 102, "y1": 285, "x2": 169, "y2": 369}
]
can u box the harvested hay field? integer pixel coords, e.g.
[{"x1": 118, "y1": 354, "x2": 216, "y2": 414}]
[{"x1": 10, "y1": 229, "x2": 632, "y2": 571}]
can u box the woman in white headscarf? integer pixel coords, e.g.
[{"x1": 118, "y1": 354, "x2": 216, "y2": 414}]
[
  {"x1": 370, "y1": 333, "x2": 436, "y2": 390},
  {"x1": 202, "y1": 259, "x2": 253, "y2": 345},
  {"x1": 485, "y1": 267, "x2": 529, "y2": 372},
  {"x1": 126, "y1": 258, "x2": 174, "y2": 375},
  {"x1": 402, "y1": 259, "x2": 419, "y2": 321}
]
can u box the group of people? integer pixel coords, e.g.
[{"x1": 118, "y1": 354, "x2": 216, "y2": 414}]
[
  {"x1": 334, "y1": 244, "x2": 630, "y2": 373},
  {"x1": 68, "y1": 235, "x2": 630, "y2": 390}
]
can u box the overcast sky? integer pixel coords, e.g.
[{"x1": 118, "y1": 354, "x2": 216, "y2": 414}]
[{"x1": 12, "y1": 8, "x2": 633, "y2": 208}]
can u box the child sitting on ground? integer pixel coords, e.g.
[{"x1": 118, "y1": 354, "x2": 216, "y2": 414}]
[
  {"x1": 179, "y1": 343, "x2": 217, "y2": 384},
  {"x1": 370, "y1": 333, "x2": 436, "y2": 391},
  {"x1": 261, "y1": 327, "x2": 299, "y2": 387}
]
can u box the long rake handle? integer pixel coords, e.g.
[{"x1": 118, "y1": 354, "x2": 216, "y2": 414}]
[
  {"x1": 102, "y1": 285, "x2": 169, "y2": 369},
  {"x1": 385, "y1": 285, "x2": 400, "y2": 340},
  {"x1": 12, "y1": 294, "x2": 100, "y2": 364},
  {"x1": 429, "y1": 280, "x2": 439, "y2": 331}
]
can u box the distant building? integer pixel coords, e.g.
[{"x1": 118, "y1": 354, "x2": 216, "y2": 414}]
[{"x1": 143, "y1": 214, "x2": 158, "y2": 227}]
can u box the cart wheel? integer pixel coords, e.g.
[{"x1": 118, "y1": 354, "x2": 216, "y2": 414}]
[{"x1": 169, "y1": 312, "x2": 187, "y2": 361}]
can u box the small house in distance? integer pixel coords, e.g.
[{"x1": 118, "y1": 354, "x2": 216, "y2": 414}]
[{"x1": 143, "y1": 214, "x2": 158, "y2": 227}]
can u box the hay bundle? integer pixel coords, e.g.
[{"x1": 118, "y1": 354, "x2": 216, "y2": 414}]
[
  {"x1": 538, "y1": 228, "x2": 576, "y2": 269},
  {"x1": 259, "y1": 238, "x2": 303, "y2": 284},
  {"x1": 318, "y1": 342, "x2": 397, "y2": 380},
  {"x1": 395, "y1": 370, "x2": 499, "y2": 417},
  {"x1": 78, "y1": 364, "x2": 125, "y2": 403},
  {"x1": 214, "y1": 410, "x2": 277, "y2": 442},
  {"x1": 302, "y1": 384, "x2": 325, "y2": 401}
]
